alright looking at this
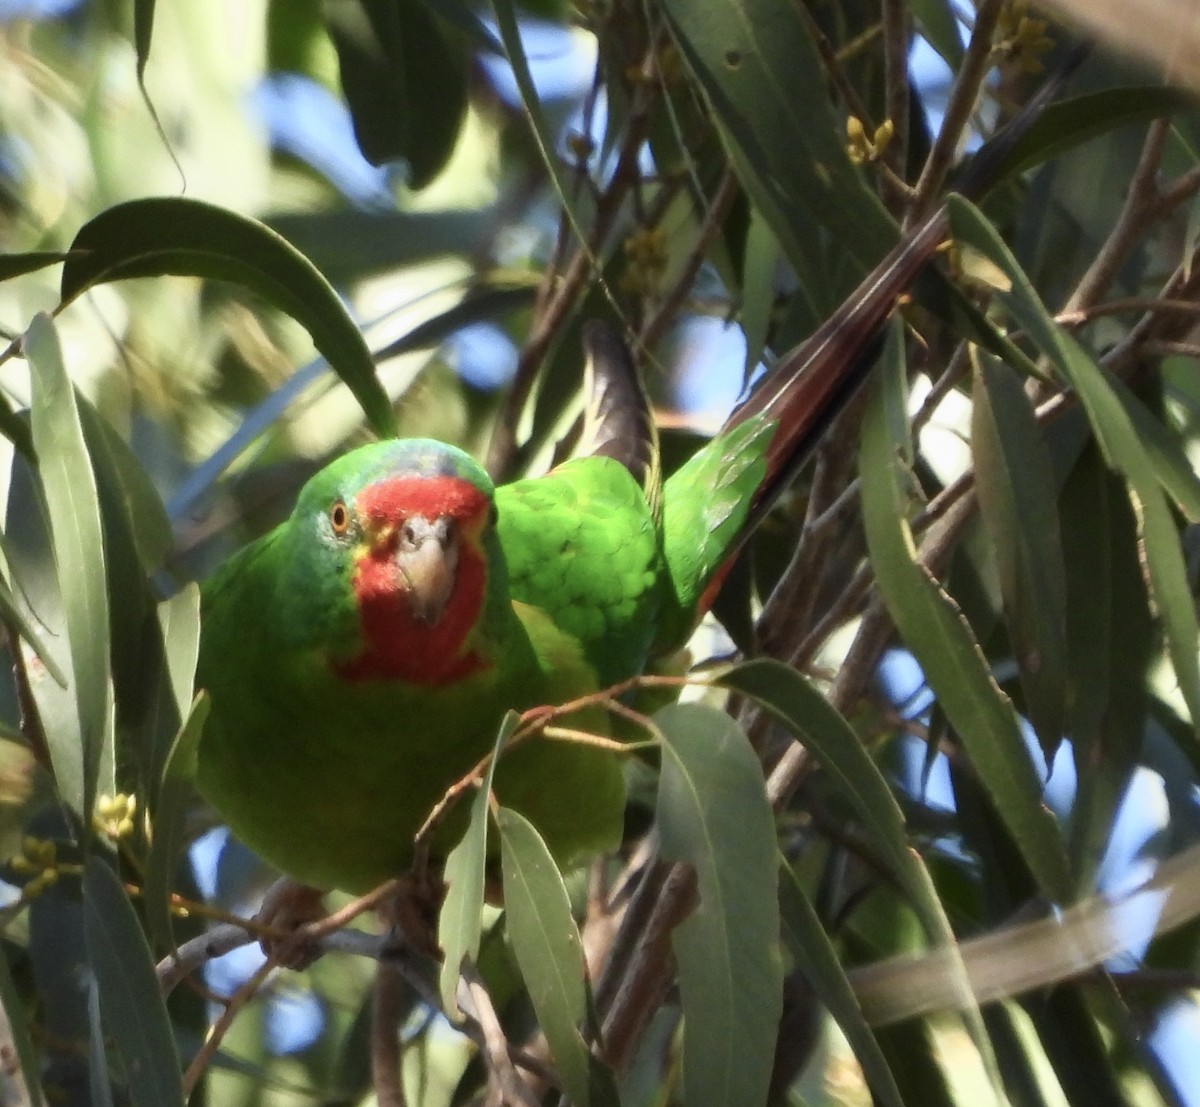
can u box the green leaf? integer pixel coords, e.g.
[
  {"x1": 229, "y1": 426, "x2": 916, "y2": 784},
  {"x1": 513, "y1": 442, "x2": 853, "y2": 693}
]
[
  {"x1": 60, "y1": 198, "x2": 395, "y2": 437},
  {"x1": 325, "y1": 0, "x2": 468, "y2": 188},
  {"x1": 720, "y1": 661, "x2": 952, "y2": 932},
  {"x1": 143, "y1": 688, "x2": 208, "y2": 956},
  {"x1": 83, "y1": 856, "x2": 186, "y2": 1107},
  {"x1": 777, "y1": 864, "x2": 904, "y2": 1107},
  {"x1": 497, "y1": 806, "x2": 619, "y2": 1107},
  {"x1": 438, "y1": 710, "x2": 515, "y2": 1015},
  {"x1": 654, "y1": 702, "x2": 782, "y2": 1107},
  {"x1": 971, "y1": 352, "x2": 1069, "y2": 758},
  {"x1": 26, "y1": 312, "x2": 114, "y2": 818},
  {"x1": 490, "y1": 0, "x2": 597, "y2": 275},
  {"x1": 858, "y1": 333, "x2": 1072, "y2": 901},
  {"x1": 0, "y1": 251, "x2": 69, "y2": 281},
  {"x1": 0, "y1": 939, "x2": 45, "y2": 1107},
  {"x1": 1114, "y1": 376, "x2": 1200, "y2": 522},
  {"x1": 268, "y1": 208, "x2": 497, "y2": 283},
  {"x1": 968, "y1": 87, "x2": 1198, "y2": 196},
  {"x1": 0, "y1": 555, "x2": 66, "y2": 687},
  {"x1": 717, "y1": 656, "x2": 1002, "y2": 1074},
  {"x1": 948, "y1": 193, "x2": 1200, "y2": 733},
  {"x1": 910, "y1": 0, "x2": 965, "y2": 66},
  {"x1": 659, "y1": 0, "x2": 897, "y2": 283}
]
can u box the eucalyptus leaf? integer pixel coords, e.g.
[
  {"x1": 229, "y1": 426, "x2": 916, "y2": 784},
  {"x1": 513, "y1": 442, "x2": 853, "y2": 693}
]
[
  {"x1": 498, "y1": 806, "x2": 619, "y2": 1107},
  {"x1": 655, "y1": 702, "x2": 782, "y2": 1107},
  {"x1": 949, "y1": 194, "x2": 1200, "y2": 733},
  {"x1": 860, "y1": 361, "x2": 1072, "y2": 901},
  {"x1": 438, "y1": 710, "x2": 515, "y2": 1015},
  {"x1": 25, "y1": 313, "x2": 114, "y2": 818},
  {"x1": 83, "y1": 856, "x2": 186, "y2": 1107},
  {"x1": 61, "y1": 198, "x2": 395, "y2": 438}
]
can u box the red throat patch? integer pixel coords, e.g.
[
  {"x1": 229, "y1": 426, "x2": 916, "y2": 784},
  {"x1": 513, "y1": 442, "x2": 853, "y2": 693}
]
[{"x1": 334, "y1": 475, "x2": 491, "y2": 686}]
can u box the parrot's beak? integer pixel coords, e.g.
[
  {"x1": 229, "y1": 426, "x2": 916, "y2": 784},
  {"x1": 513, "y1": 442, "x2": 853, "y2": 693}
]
[{"x1": 393, "y1": 515, "x2": 459, "y2": 625}]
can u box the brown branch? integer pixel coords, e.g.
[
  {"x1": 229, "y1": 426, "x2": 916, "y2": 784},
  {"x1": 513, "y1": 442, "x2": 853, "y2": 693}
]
[
  {"x1": 486, "y1": 59, "x2": 657, "y2": 479},
  {"x1": 181, "y1": 958, "x2": 274, "y2": 1098},
  {"x1": 1061, "y1": 118, "x2": 1172, "y2": 317},
  {"x1": 372, "y1": 965, "x2": 407, "y2": 1107},
  {"x1": 639, "y1": 165, "x2": 740, "y2": 354},
  {"x1": 881, "y1": 0, "x2": 912, "y2": 203},
  {"x1": 460, "y1": 961, "x2": 543, "y2": 1107},
  {"x1": 909, "y1": 0, "x2": 1005, "y2": 222}
]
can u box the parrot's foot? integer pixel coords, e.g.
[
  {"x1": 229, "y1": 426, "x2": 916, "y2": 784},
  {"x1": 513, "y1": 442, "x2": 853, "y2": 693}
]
[
  {"x1": 255, "y1": 878, "x2": 328, "y2": 970},
  {"x1": 379, "y1": 871, "x2": 445, "y2": 959}
]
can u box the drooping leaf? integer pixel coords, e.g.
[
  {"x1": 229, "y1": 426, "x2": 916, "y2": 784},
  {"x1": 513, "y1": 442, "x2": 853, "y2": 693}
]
[
  {"x1": 654, "y1": 702, "x2": 782, "y2": 1107},
  {"x1": 777, "y1": 864, "x2": 904, "y2": 1107},
  {"x1": 61, "y1": 197, "x2": 395, "y2": 438},
  {"x1": 859, "y1": 328, "x2": 1073, "y2": 902},
  {"x1": 971, "y1": 352, "x2": 1069, "y2": 759},
  {"x1": 438, "y1": 710, "x2": 515, "y2": 1015},
  {"x1": 659, "y1": 0, "x2": 897, "y2": 286},
  {"x1": 143, "y1": 686, "x2": 208, "y2": 956},
  {"x1": 25, "y1": 313, "x2": 114, "y2": 818},
  {"x1": 949, "y1": 193, "x2": 1200, "y2": 733},
  {"x1": 83, "y1": 856, "x2": 186, "y2": 1107},
  {"x1": 325, "y1": 0, "x2": 469, "y2": 188},
  {"x1": 497, "y1": 806, "x2": 619, "y2": 1107}
]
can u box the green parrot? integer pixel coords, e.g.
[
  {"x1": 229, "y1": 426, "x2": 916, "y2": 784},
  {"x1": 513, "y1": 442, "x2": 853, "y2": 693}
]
[{"x1": 194, "y1": 321, "x2": 864, "y2": 893}]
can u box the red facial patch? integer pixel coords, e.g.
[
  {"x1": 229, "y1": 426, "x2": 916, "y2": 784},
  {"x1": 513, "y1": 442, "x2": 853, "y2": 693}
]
[{"x1": 335, "y1": 475, "x2": 491, "y2": 686}]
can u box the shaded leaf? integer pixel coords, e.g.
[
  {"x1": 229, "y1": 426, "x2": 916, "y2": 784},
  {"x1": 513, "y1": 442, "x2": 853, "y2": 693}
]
[
  {"x1": 497, "y1": 806, "x2": 619, "y2": 1107},
  {"x1": 659, "y1": 0, "x2": 897, "y2": 284},
  {"x1": 778, "y1": 864, "x2": 904, "y2": 1107},
  {"x1": 326, "y1": 0, "x2": 469, "y2": 187},
  {"x1": 0, "y1": 556, "x2": 66, "y2": 687},
  {"x1": 61, "y1": 198, "x2": 395, "y2": 438},
  {"x1": 971, "y1": 352, "x2": 1069, "y2": 758},
  {"x1": 655, "y1": 702, "x2": 782, "y2": 1107},
  {"x1": 0, "y1": 938, "x2": 45, "y2": 1107},
  {"x1": 968, "y1": 87, "x2": 1198, "y2": 197},
  {"x1": 143, "y1": 687, "x2": 208, "y2": 956},
  {"x1": 83, "y1": 856, "x2": 185, "y2": 1107},
  {"x1": 0, "y1": 252, "x2": 69, "y2": 281},
  {"x1": 859, "y1": 330, "x2": 1072, "y2": 901},
  {"x1": 949, "y1": 194, "x2": 1200, "y2": 733}
]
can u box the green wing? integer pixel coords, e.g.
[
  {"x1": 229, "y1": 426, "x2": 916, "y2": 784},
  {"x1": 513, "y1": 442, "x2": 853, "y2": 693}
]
[{"x1": 496, "y1": 454, "x2": 664, "y2": 688}]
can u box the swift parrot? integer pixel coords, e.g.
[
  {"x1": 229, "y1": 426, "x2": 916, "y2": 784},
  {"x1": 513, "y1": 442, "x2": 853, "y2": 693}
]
[{"x1": 194, "y1": 320, "x2": 877, "y2": 893}]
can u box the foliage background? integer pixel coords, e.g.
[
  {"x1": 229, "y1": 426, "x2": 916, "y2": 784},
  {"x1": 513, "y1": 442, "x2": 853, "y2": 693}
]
[{"x1": 0, "y1": 0, "x2": 1199, "y2": 1105}]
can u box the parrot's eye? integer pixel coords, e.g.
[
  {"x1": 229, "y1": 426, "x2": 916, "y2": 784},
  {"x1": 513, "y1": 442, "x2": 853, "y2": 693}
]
[{"x1": 330, "y1": 500, "x2": 350, "y2": 535}]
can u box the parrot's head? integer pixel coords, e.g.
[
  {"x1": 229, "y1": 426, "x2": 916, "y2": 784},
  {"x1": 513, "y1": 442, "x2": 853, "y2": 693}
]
[{"x1": 285, "y1": 438, "x2": 500, "y2": 686}]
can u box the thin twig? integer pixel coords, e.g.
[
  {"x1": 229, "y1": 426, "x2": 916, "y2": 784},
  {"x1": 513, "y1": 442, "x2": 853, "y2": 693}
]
[
  {"x1": 460, "y1": 962, "x2": 543, "y2": 1107},
  {"x1": 639, "y1": 165, "x2": 739, "y2": 353},
  {"x1": 881, "y1": 0, "x2": 911, "y2": 201},
  {"x1": 1060, "y1": 118, "x2": 1172, "y2": 317},
  {"x1": 181, "y1": 958, "x2": 274, "y2": 1098},
  {"x1": 486, "y1": 60, "x2": 657, "y2": 479},
  {"x1": 909, "y1": 0, "x2": 1005, "y2": 221},
  {"x1": 372, "y1": 964, "x2": 407, "y2": 1107}
]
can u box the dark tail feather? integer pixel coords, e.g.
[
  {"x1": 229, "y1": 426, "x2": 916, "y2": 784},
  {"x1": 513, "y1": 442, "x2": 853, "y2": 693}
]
[
  {"x1": 578, "y1": 319, "x2": 661, "y2": 510},
  {"x1": 729, "y1": 43, "x2": 1089, "y2": 537}
]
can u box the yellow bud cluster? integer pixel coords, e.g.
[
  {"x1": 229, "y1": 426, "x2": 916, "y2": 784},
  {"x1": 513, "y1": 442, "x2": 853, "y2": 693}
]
[
  {"x1": 94, "y1": 793, "x2": 138, "y2": 841},
  {"x1": 620, "y1": 226, "x2": 670, "y2": 296},
  {"x1": 8, "y1": 836, "x2": 61, "y2": 898},
  {"x1": 996, "y1": 0, "x2": 1054, "y2": 73},
  {"x1": 846, "y1": 117, "x2": 895, "y2": 166}
]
